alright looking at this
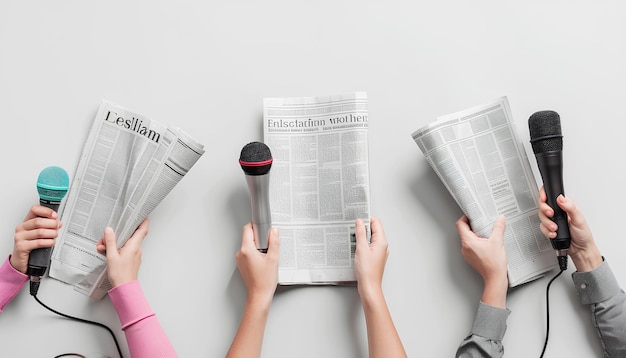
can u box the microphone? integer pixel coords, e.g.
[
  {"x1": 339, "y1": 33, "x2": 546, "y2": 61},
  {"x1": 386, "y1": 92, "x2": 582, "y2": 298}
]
[
  {"x1": 27, "y1": 166, "x2": 70, "y2": 295},
  {"x1": 528, "y1": 110, "x2": 570, "y2": 271},
  {"x1": 239, "y1": 142, "x2": 273, "y2": 253}
]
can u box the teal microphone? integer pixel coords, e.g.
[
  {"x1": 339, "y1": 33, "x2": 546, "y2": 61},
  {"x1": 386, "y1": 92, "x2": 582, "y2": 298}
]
[{"x1": 28, "y1": 166, "x2": 70, "y2": 295}]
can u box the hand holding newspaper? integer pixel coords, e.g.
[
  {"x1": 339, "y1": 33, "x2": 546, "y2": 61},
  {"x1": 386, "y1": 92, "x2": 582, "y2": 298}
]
[
  {"x1": 50, "y1": 100, "x2": 205, "y2": 299},
  {"x1": 411, "y1": 97, "x2": 557, "y2": 286},
  {"x1": 263, "y1": 92, "x2": 371, "y2": 285}
]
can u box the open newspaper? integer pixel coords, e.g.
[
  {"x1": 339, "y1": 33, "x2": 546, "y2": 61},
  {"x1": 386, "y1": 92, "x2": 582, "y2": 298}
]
[
  {"x1": 411, "y1": 97, "x2": 557, "y2": 287},
  {"x1": 50, "y1": 100, "x2": 205, "y2": 299},
  {"x1": 263, "y1": 92, "x2": 371, "y2": 285}
]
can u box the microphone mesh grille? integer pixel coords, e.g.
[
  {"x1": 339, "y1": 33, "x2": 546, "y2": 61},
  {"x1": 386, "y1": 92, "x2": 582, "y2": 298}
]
[
  {"x1": 528, "y1": 110, "x2": 563, "y2": 154},
  {"x1": 240, "y1": 142, "x2": 272, "y2": 175}
]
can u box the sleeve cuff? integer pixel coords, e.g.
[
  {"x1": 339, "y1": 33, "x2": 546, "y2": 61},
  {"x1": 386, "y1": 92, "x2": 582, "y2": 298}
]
[
  {"x1": 470, "y1": 301, "x2": 511, "y2": 341},
  {"x1": 0, "y1": 256, "x2": 29, "y2": 312},
  {"x1": 1, "y1": 255, "x2": 29, "y2": 284},
  {"x1": 572, "y1": 259, "x2": 621, "y2": 305},
  {"x1": 108, "y1": 280, "x2": 155, "y2": 330}
]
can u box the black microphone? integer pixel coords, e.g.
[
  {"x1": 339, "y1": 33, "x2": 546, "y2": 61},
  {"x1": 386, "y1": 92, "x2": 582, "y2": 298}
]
[
  {"x1": 27, "y1": 166, "x2": 70, "y2": 295},
  {"x1": 239, "y1": 142, "x2": 273, "y2": 253},
  {"x1": 529, "y1": 110, "x2": 570, "y2": 271}
]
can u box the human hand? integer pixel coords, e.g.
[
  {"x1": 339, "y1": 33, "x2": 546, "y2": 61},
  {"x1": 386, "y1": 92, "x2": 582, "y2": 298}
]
[
  {"x1": 11, "y1": 205, "x2": 63, "y2": 274},
  {"x1": 96, "y1": 218, "x2": 149, "y2": 288},
  {"x1": 538, "y1": 187, "x2": 602, "y2": 272},
  {"x1": 456, "y1": 215, "x2": 508, "y2": 308},
  {"x1": 236, "y1": 223, "x2": 279, "y2": 305},
  {"x1": 354, "y1": 217, "x2": 389, "y2": 299}
]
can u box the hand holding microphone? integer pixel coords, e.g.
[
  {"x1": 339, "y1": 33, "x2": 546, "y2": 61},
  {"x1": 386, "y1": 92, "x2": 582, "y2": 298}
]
[
  {"x1": 26, "y1": 166, "x2": 69, "y2": 295},
  {"x1": 529, "y1": 111, "x2": 571, "y2": 271},
  {"x1": 239, "y1": 142, "x2": 273, "y2": 253}
]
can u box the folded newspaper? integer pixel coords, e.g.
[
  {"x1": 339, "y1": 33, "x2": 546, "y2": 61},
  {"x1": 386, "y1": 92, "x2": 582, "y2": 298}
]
[
  {"x1": 411, "y1": 96, "x2": 557, "y2": 287},
  {"x1": 263, "y1": 92, "x2": 371, "y2": 285},
  {"x1": 50, "y1": 100, "x2": 205, "y2": 299}
]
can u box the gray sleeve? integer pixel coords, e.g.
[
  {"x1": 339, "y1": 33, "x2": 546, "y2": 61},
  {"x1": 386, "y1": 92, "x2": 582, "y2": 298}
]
[
  {"x1": 572, "y1": 260, "x2": 626, "y2": 358},
  {"x1": 456, "y1": 302, "x2": 511, "y2": 358}
]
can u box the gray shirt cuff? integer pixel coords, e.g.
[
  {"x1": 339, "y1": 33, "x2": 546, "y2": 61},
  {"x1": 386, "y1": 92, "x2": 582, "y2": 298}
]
[
  {"x1": 572, "y1": 260, "x2": 621, "y2": 305},
  {"x1": 470, "y1": 301, "x2": 511, "y2": 341}
]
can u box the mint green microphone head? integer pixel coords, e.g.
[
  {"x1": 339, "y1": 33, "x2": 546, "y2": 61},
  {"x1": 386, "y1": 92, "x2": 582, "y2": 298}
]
[{"x1": 36, "y1": 166, "x2": 70, "y2": 202}]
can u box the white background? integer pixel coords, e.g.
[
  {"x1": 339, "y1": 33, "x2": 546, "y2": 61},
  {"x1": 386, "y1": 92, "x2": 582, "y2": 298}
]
[{"x1": 1, "y1": 1, "x2": 625, "y2": 357}]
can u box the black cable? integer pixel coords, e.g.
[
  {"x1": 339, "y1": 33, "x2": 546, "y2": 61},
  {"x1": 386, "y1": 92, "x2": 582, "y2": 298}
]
[
  {"x1": 32, "y1": 294, "x2": 124, "y2": 358},
  {"x1": 539, "y1": 269, "x2": 564, "y2": 358}
]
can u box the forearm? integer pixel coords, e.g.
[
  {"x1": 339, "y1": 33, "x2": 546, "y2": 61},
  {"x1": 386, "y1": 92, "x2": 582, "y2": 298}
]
[
  {"x1": 570, "y1": 244, "x2": 603, "y2": 272},
  {"x1": 456, "y1": 302, "x2": 510, "y2": 358},
  {"x1": 226, "y1": 296, "x2": 272, "y2": 358},
  {"x1": 359, "y1": 286, "x2": 407, "y2": 358},
  {"x1": 109, "y1": 280, "x2": 178, "y2": 358},
  {"x1": 0, "y1": 255, "x2": 28, "y2": 312},
  {"x1": 481, "y1": 276, "x2": 508, "y2": 309},
  {"x1": 572, "y1": 260, "x2": 626, "y2": 357}
]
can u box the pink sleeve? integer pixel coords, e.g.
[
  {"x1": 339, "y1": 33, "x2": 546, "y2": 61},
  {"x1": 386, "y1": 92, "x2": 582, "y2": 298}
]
[
  {"x1": 0, "y1": 255, "x2": 29, "y2": 312},
  {"x1": 109, "y1": 280, "x2": 178, "y2": 358}
]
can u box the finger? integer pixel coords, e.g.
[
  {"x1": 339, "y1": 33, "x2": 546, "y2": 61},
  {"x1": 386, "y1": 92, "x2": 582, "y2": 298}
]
[
  {"x1": 539, "y1": 222, "x2": 556, "y2": 239},
  {"x1": 490, "y1": 215, "x2": 506, "y2": 242},
  {"x1": 556, "y1": 195, "x2": 583, "y2": 226},
  {"x1": 17, "y1": 238, "x2": 56, "y2": 252},
  {"x1": 23, "y1": 205, "x2": 58, "y2": 221},
  {"x1": 266, "y1": 227, "x2": 280, "y2": 260},
  {"x1": 539, "y1": 186, "x2": 546, "y2": 202},
  {"x1": 370, "y1": 217, "x2": 387, "y2": 245},
  {"x1": 20, "y1": 217, "x2": 61, "y2": 232},
  {"x1": 355, "y1": 218, "x2": 368, "y2": 249},
  {"x1": 124, "y1": 218, "x2": 149, "y2": 250},
  {"x1": 15, "y1": 227, "x2": 60, "y2": 244},
  {"x1": 103, "y1": 227, "x2": 118, "y2": 260},
  {"x1": 241, "y1": 222, "x2": 256, "y2": 250},
  {"x1": 538, "y1": 202, "x2": 553, "y2": 220},
  {"x1": 539, "y1": 212, "x2": 557, "y2": 233},
  {"x1": 455, "y1": 215, "x2": 472, "y2": 239}
]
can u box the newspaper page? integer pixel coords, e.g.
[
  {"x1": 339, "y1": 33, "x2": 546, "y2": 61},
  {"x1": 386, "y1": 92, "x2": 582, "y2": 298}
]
[
  {"x1": 50, "y1": 100, "x2": 205, "y2": 299},
  {"x1": 263, "y1": 92, "x2": 371, "y2": 285},
  {"x1": 411, "y1": 96, "x2": 557, "y2": 286}
]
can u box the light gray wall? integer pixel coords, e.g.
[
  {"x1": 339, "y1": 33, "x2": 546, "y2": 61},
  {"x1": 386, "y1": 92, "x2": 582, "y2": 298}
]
[{"x1": 1, "y1": 1, "x2": 624, "y2": 357}]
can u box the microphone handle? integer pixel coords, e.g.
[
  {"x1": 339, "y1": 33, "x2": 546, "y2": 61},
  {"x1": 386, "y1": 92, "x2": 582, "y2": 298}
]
[
  {"x1": 26, "y1": 199, "x2": 60, "y2": 277},
  {"x1": 246, "y1": 175, "x2": 272, "y2": 252},
  {"x1": 535, "y1": 151, "x2": 571, "y2": 251}
]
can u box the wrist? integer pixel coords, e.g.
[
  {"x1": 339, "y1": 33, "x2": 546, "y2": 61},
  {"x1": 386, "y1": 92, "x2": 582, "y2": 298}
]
[
  {"x1": 481, "y1": 275, "x2": 508, "y2": 309},
  {"x1": 358, "y1": 282, "x2": 385, "y2": 307},
  {"x1": 246, "y1": 289, "x2": 275, "y2": 309},
  {"x1": 570, "y1": 245, "x2": 603, "y2": 272},
  {"x1": 9, "y1": 254, "x2": 26, "y2": 274}
]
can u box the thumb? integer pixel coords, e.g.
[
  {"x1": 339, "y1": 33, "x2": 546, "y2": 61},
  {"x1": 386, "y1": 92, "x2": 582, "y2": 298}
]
[
  {"x1": 490, "y1": 215, "x2": 507, "y2": 241},
  {"x1": 266, "y1": 227, "x2": 280, "y2": 259},
  {"x1": 355, "y1": 218, "x2": 368, "y2": 249},
  {"x1": 103, "y1": 227, "x2": 118, "y2": 259}
]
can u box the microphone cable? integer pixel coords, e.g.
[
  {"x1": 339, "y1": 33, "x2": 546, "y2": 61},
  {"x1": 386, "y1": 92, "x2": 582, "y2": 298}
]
[
  {"x1": 31, "y1": 292, "x2": 124, "y2": 358},
  {"x1": 539, "y1": 268, "x2": 564, "y2": 358}
]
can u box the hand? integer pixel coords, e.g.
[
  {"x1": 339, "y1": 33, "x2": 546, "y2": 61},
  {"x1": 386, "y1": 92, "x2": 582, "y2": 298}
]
[
  {"x1": 96, "y1": 218, "x2": 149, "y2": 288},
  {"x1": 10, "y1": 205, "x2": 62, "y2": 274},
  {"x1": 538, "y1": 187, "x2": 602, "y2": 272},
  {"x1": 236, "y1": 222, "x2": 280, "y2": 304},
  {"x1": 456, "y1": 215, "x2": 508, "y2": 308},
  {"x1": 354, "y1": 217, "x2": 389, "y2": 299}
]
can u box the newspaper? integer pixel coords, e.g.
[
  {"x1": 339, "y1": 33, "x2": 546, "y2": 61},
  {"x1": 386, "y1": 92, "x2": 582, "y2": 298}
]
[
  {"x1": 263, "y1": 92, "x2": 371, "y2": 285},
  {"x1": 49, "y1": 100, "x2": 205, "y2": 299},
  {"x1": 411, "y1": 97, "x2": 557, "y2": 287}
]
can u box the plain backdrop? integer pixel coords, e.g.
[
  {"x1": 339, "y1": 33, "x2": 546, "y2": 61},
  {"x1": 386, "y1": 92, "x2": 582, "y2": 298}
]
[{"x1": 1, "y1": 1, "x2": 625, "y2": 357}]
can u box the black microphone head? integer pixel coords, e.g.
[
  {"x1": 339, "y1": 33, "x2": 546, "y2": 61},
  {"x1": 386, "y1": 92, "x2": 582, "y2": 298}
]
[
  {"x1": 528, "y1": 110, "x2": 563, "y2": 154},
  {"x1": 239, "y1": 141, "x2": 273, "y2": 176}
]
